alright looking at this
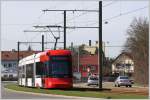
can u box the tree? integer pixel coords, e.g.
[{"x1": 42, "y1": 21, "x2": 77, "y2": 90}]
[
  {"x1": 103, "y1": 58, "x2": 114, "y2": 76},
  {"x1": 123, "y1": 17, "x2": 148, "y2": 85},
  {"x1": 27, "y1": 45, "x2": 32, "y2": 51}
]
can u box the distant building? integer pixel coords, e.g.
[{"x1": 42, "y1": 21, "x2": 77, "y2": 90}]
[
  {"x1": 1, "y1": 50, "x2": 39, "y2": 80},
  {"x1": 79, "y1": 55, "x2": 98, "y2": 81},
  {"x1": 112, "y1": 52, "x2": 134, "y2": 77},
  {"x1": 80, "y1": 41, "x2": 99, "y2": 55},
  {"x1": 81, "y1": 45, "x2": 97, "y2": 55},
  {"x1": 72, "y1": 41, "x2": 106, "y2": 82}
]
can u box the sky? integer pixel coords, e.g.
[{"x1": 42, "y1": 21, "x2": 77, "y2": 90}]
[{"x1": 1, "y1": 0, "x2": 149, "y2": 58}]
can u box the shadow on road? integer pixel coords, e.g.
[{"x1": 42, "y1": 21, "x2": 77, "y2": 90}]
[{"x1": 45, "y1": 87, "x2": 111, "y2": 92}]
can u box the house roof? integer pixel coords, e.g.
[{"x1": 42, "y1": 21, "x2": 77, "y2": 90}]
[
  {"x1": 112, "y1": 52, "x2": 133, "y2": 64},
  {"x1": 1, "y1": 51, "x2": 40, "y2": 61}
]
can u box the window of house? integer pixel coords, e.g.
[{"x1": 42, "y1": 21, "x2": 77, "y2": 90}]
[
  {"x1": 13, "y1": 63, "x2": 17, "y2": 67},
  {"x1": 3, "y1": 74, "x2": 8, "y2": 78},
  {"x1": 8, "y1": 63, "x2": 12, "y2": 68},
  {"x1": 125, "y1": 64, "x2": 131, "y2": 69},
  {"x1": 90, "y1": 66, "x2": 96, "y2": 71},
  {"x1": 3, "y1": 64, "x2": 7, "y2": 68},
  {"x1": 9, "y1": 74, "x2": 13, "y2": 78},
  {"x1": 116, "y1": 63, "x2": 121, "y2": 69},
  {"x1": 82, "y1": 66, "x2": 87, "y2": 71},
  {"x1": 116, "y1": 63, "x2": 121, "y2": 67}
]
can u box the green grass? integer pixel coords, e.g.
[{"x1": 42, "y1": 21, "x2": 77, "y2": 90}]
[
  {"x1": 5, "y1": 84, "x2": 148, "y2": 99},
  {"x1": 133, "y1": 83, "x2": 148, "y2": 87}
]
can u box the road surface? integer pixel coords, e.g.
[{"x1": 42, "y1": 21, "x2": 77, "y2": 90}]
[{"x1": 1, "y1": 82, "x2": 73, "y2": 99}]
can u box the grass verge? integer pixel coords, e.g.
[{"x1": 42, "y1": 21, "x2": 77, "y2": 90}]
[{"x1": 5, "y1": 84, "x2": 148, "y2": 99}]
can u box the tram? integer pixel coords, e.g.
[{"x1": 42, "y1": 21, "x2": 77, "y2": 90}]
[{"x1": 18, "y1": 50, "x2": 73, "y2": 88}]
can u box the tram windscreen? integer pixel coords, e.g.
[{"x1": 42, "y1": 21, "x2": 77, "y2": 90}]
[{"x1": 49, "y1": 56, "x2": 72, "y2": 78}]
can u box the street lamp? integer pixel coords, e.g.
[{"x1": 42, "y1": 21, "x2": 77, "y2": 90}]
[{"x1": 104, "y1": 21, "x2": 108, "y2": 24}]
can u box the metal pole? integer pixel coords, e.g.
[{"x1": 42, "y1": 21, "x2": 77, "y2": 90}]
[
  {"x1": 89, "y1": 40, "x2": 91, "y2": 46},
  {"x1": 78, "y1": 47, "x2": 80, "y2": 72},
  {"x1": 71, "y1": 42, "x2": 73, "y2": 50},
  {"x1": 64, "y1": 10, "x2": 66, "y2": 49},
  {"x1": 17, "y1": 41, "x2": 20, "y2": 84},
  {"x1": 33, "y1": 54, "x2": 36, "y2": 87},
  {"x1": 42, "y1": 34, "x2": 44, "y2": 51},
  {"x1": 54, "y1": 38, "x2": 58, "y2": 50},
  {"x1": 103, "y1": 42, "x2": 105, "y2": 55},
  {"x1": 99, "y1": 1, "x2": 102, "y2": 89},
  {"x1": 17, "y1": 41, "x2": 20, "y2": 63}
]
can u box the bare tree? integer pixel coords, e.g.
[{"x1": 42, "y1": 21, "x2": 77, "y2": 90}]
[{"x1": 124, "y1": 17, "x2": 149, "y2": 85}]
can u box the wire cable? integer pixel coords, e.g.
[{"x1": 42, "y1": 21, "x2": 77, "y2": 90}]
[
  {"x1": 84, "y1": 6, "x2": 148, "y2": 26},
  {"x1": 102, "y1": 1, "x2": 118, "y2": 7},
  {"x1": 103, "y1": 6, "x2": 148, "y2": 21}
]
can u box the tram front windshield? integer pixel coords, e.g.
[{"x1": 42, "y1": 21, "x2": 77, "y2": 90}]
[{"x1": 49, "y1": 56, "x2": 72, "y2": 78}]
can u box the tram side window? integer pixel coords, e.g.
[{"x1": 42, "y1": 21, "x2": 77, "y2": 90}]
[
  {"x1": 36, "y1": 62, "x2": 44, "y2": 76},
  {"x1": 26, "y1": 64, "x2": 34, "y2": 78},
  {"x1": 18, "y1": 66, "x2": 22, "y2": 78},
  {"x1": 19, "y1": 66, "x2": 25, "y2": 78}
]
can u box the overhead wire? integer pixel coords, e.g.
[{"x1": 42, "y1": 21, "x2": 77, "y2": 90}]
[
  {"x1": 23, "y1": 11, "x2": 45, "y2": 50},
  {"x1": 2, "y1": 5, "x2": 148, "y2": 29},
  {"x1": 103, "y1": 6, "x2": 148, "y2": 21},
  {"x1": 102, "y1": 1, "x2": 118, "y2": 7},
  {"x1": 2, "y1": 1, "x2": 117, "y2": 26},
  {"x1": 84, "y1": 6, "x2": 148, "y2": 27},
  {"x1": 53, "y1": 1, "x2": 117, "y2": 33}
]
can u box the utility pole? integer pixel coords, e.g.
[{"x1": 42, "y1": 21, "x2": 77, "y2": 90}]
[
  {"x1": 42, "y1": 33, "x2": 44, "y2": 51},
  {"x1": 103, "y1": 42, "x2": 105, "y2": 55},
  {"x1": 71, "y1": 42, "x2": 73, "y2": 50},
  {"x1": 99, "y1": 1, "x2": 103, "y2": 89},
  {"x1": 17, "y1": 41, "x2": 20, "y2": 84},
  {"x1": 17, "y1": 41, "x2": 20, "y2": 63},
  {"x1": 77, "y1": 47, "x2": 80, "y2": 73},
  {"x1": 64, "y1": 10, "x2": 66, "y2": 49}
]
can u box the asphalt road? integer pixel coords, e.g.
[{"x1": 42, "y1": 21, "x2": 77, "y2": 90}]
[
  {"x1": 1, "y1": 82, "x2": 102, "y2": 100},
  {"x1": 1, "y1": 82, "x2": 72, "y2": 99}
]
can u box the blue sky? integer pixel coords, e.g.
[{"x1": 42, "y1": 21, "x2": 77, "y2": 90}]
[{"x1": 1, "y1": 0, "x2": 149, "y2": 58}]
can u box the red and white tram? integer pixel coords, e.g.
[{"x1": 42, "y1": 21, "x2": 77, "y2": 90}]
[{"x1": 18, "y1": 50, "x2": 73, "y2": 88}]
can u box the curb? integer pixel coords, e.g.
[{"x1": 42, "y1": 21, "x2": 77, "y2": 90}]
[{"x1": 4, "y1": 87, "x2": 101, "y2": 99}]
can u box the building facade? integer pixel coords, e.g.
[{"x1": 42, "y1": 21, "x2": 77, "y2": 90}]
[
  {"x1": 1, "y1": 50, "x2": 39, "y2": 80},
  {"x1": 79, "y1": 55, "x2": 98, "y2": 81},
  {"x1": 72, "y1": 55, "x2": 99, "y2": 82}
]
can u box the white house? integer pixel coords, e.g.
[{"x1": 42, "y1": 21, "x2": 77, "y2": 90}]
[{"x1": 112, "y1": 52, "x2": 134, "y2": 77}]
